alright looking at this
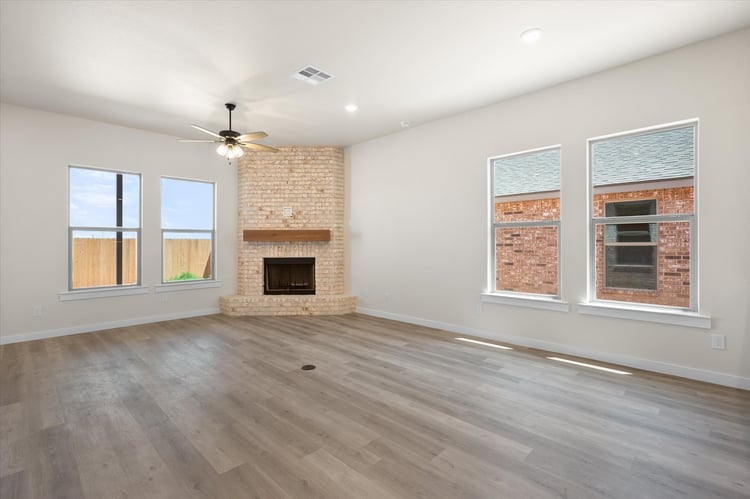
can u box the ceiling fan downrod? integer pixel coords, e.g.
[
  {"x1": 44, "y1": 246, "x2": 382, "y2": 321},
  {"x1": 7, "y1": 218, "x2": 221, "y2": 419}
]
[{"x1": 226, "y1": 103, "x2": 235, "y2": 132}]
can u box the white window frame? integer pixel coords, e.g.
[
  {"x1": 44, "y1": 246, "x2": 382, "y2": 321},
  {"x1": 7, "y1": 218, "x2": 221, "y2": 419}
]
[
  {"x1": 66, "y1": 165, "x2": 142, "y2": 292},
  {"x1": 159, "y1": 176, "x2": 217, "y2": 286},
  {"x1": 484, "y1": 145, "x2": 566, "y2": 311},
  {"x1": 586, "y1": 119, "x2": 699, "y2": 314}
]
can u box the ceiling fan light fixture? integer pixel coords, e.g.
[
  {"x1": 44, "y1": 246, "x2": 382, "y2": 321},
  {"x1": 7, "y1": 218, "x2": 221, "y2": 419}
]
[
  {"x1": 228, "y1": 145, "x2": 244, "y2": 159},
  {"x1": 183, "y1": 103, "x2": 276, "y2": 160}
]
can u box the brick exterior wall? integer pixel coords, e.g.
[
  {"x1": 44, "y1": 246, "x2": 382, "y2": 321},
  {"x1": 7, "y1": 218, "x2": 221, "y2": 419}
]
[
  {"x1": 220, "y1": 146, "x2": 355, "y2": 316},
  {"x1": 494, "y1": 197, "x2": 560, "y2": 295},
  {"x1": 494, "y1": 185, "x2": 692, "y2": 306},
  {"x1": 594, "y1": 186, "x2": 693, "y2": 308}
]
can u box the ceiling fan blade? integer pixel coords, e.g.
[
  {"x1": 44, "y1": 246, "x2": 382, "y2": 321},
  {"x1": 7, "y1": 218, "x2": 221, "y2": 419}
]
[
  {"x1": 177, "y1": 139, "x2": 222, "y2": 143},
  {"x1": 237, "y1": 131, "x2": 268, "y2": 142},
  {"x1": 239, "y1": 143, "x2": 279, "y2": 153},
  {"x1": 190, "y1": 124, "x2": 222, "y2": 138}
]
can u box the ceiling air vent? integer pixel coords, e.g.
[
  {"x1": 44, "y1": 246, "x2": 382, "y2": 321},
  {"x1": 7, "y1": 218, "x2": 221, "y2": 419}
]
[{"x1": 293, "y1": 65, "x2": 334, "y2": 85}]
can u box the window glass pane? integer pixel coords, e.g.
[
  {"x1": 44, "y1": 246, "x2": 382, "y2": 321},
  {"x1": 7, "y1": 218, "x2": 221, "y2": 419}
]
[
  {"x1": 592, "y1": 126, "x2": 694, "y2": 185},
  {"x1": 495, "y1": 225, "x2": 558, "y2": 295},
  {"x1": 122, "y1": 174, "x2": 140, "y2": 227},
  {"x1": 494, "y1": 149, "x2": 560, "y2": 223},
  {"x1": 492, "y1": 147, "x2": 560, "y2": 297},
  {"x1": 495, "y1": 196, "x2": 560, "y2": 223},
  {"x1": 604, "y1": 199, "x2": 656, "y2": 217},
  {"x1": 161, "y1": 178, "x2": 214, "y2": 230},
  {"x1": 592, "y1": 126, "x2": 694, "y2": 216},
  {"x1": 70, "y1": 167, "x2": 140, "y2": 227},
  {"x1": 494, "y1": 149, "x2": 561, "y2": 195},
  {"x1": 163, "y1": 232, "x2": 212, "y2": 282},
  {"x1": 595, "y1": 221, "x2": 690, "y2": 308},
  {"x1": 595, "y1": 187, "x2": 693, "y2": 218},
  {"x1": 71, "y1": 230, "x2": 138, "y2": 288}
]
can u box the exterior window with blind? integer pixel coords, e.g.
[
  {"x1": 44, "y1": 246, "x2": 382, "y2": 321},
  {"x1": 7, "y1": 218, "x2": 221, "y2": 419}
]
[
  {"x1": 490, "y1": 146, "x2": 561, "y2": 297},
  {"x1": 589, "y1": 121, "x2": 696, "y2": 309},
  {"x1": 68, "y1": 166, "x2": 141, "y2": 290},
  {"x1": 161, "y1": 177, "x2": 215, "y2": 283}
]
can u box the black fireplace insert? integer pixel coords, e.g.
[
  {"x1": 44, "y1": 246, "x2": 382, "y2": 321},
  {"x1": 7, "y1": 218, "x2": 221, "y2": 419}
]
[{"x1": 264, "y1": 257, "x2": 315, "y2": 295}]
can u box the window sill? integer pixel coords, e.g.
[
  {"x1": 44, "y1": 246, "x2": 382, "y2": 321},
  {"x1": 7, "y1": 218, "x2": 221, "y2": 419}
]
[
  {"x1": 577, "y1": 301, "x2": 711, "y2": 329},
  {"x1": 155, "y1": 280, "x2": 223, "y2": 293},
  {"x1": 481, "y1": 293, "x2": 569, "y2": 312},
  {"x1": 59, "y1": 285, "x2": 150, "y2": 301}
]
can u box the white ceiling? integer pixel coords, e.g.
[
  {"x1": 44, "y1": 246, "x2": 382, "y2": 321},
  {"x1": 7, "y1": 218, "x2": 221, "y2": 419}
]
[{"x1": 2, "y1": 1, "x2": 749, "y2": 147}]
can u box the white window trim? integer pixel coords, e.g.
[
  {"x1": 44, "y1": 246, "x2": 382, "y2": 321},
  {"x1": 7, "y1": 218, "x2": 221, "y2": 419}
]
[
  {"x1": 161, "y1": 177, "x2": 217, "y2": 284},
  {"x1": 481, "y1": 292, "x2": 569, "y2": 312},
  {"x1": 59, "y1": 285, "x2": 149, "y2": 301},
  {"x1": 488, "y1": 144, "x2": 562, "y2": 304},
  {"x1": 587, "y1": 119, "x2": 700, "y2": 318},
  {"x1": 68, "y1": 165, "x2": 142, "y2": 291},
  {"x1": 155, "y1": 280, "x2": 223, "y2": 293},
  {"x1": 578, "y1": 301, "x2": 710, "y2": 329}
]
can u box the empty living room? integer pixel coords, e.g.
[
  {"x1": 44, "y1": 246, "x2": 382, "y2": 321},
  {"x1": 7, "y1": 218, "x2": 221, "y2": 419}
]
[{"x1": 1, "y1": 1, "x2": 749, "y2": 498}]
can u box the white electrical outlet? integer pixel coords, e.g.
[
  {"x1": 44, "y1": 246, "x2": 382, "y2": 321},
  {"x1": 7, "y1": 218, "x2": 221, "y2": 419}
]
[
  {"x1": 32, "y1": 305, "x2": 42, "y2": 318},
  {"x1": 283, "y1": 207, "x2": 293, "y2": 217},
  {"x1": 711, "y1": 334, "x2": 726, "y2": 350}
]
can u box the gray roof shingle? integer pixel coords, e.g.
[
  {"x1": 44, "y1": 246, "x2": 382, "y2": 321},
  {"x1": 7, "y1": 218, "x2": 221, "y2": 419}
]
[
  {"x1": 493, "y1": 148, "x2": 560, "y2": 197},
  {"x1": 493, "y1": 125, "x2": 695, "y2": 197},
  {"x1": 592, "y1": 125, "x2": 695, "y2": 186}
]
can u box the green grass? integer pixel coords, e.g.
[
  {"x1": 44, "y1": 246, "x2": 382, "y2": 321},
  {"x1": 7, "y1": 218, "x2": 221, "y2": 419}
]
[{"x1": 166, "y1": 271, "x2": 201, "y2": 281}]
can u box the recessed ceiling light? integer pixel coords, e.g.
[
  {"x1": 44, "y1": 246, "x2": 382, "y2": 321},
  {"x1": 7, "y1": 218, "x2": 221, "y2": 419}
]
[
  {"x1": 520, "y1": 27, "x2": 543, "y2": 44},
  {"x1": 400, "y1": 121, "x2": 412, "y2": 128},
  {"x1": 345, "y1": 104, "x2": 358, "y2": 113}
]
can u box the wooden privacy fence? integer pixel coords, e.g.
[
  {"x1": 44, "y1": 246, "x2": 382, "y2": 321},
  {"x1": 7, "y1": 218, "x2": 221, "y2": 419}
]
[
  {"x1": 72, "y1": 238, "x2": 211, "y2": 288},
  {"x1": 162, "y1": 238, "x2": 212, "y2": 281}
]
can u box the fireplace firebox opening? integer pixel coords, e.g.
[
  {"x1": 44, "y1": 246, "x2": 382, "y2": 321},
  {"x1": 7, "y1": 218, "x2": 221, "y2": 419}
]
[{"x1": 264, "y1": 257, "x2": 315, "y2": 295}]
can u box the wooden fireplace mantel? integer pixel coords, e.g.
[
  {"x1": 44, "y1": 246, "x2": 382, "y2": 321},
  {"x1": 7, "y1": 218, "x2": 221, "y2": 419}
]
[{"x1": 243, "y1": 229, "x2": 331, "y2": 242}]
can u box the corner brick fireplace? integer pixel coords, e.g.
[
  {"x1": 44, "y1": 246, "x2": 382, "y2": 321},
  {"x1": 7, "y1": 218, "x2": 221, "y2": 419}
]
[{"x1": 220, "y1": 146, "x2": 356, "y2": 316}]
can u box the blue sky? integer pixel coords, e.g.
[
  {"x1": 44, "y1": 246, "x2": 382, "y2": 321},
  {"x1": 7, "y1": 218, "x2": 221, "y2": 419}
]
[
  {"x1": 161, "y1": 177, "x2": 213, "y2": 230},
  {"x1": 70, "y1": 168, "x2": 213, "y2": 238}
]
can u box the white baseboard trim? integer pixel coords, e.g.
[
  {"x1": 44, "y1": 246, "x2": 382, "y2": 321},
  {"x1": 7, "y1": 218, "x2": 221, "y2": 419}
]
[
  {"x1": 355, "y1": 307, "x2": 749, "y2": 391},
  {"x1": 0, "y1": 308, "x2": 221, "y2": 345}
]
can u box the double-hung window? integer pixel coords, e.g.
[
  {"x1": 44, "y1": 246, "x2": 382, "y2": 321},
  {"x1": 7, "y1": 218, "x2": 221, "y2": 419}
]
[
  {"x1": 68, "y1": 166, "x2": 141, "y2": 290},
  {"x1": 161, "y1": 177, "x2": 215, "y2": 283},
  {"x1": 489, "y1": 146, "x2": 561, "y2": 298},
  {"x1": 589, "y1": 121, "x2": 696, "y2": 310}
]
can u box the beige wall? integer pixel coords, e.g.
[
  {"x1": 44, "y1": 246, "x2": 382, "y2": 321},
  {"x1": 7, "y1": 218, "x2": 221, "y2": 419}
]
[
  {"x1": 347, "y1": 29, "x2": 750, "y2": 386},
  {"x1": 0, "y1": 103, "x2": 237, "y2": 342}
]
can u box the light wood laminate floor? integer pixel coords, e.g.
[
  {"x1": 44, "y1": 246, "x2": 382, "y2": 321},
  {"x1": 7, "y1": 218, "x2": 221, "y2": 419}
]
[{"x1": 1, "y1": 313, "x2": 748, "y2": 499}]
